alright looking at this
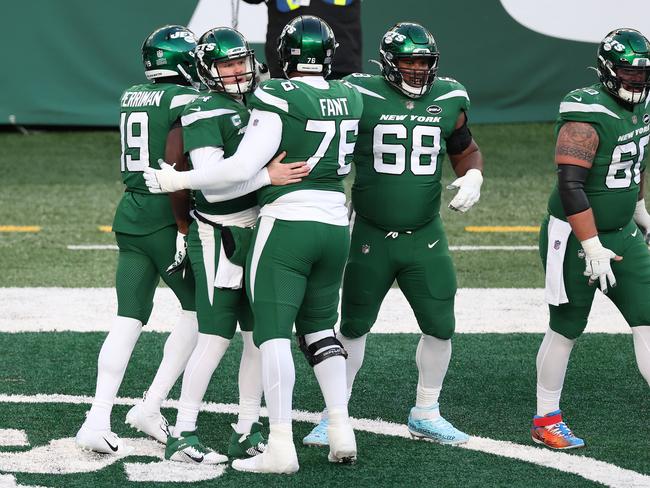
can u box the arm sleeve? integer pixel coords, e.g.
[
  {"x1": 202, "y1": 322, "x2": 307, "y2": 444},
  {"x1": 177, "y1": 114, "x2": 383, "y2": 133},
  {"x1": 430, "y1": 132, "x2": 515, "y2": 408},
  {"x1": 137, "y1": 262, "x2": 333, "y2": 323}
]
[
  {"x1": 186, "y1": 109, "x2": 282, "y2": 191},
  {"x1": 189, "y1": 146, "x2": 271, "y2": 202}
]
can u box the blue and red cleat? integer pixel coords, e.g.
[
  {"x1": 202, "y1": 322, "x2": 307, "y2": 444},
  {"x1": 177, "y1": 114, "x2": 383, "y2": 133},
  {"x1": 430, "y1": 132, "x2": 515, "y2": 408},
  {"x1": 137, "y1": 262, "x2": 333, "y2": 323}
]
[{"x1": 531, "y1": 410, "x2": 585, "y2": 449}]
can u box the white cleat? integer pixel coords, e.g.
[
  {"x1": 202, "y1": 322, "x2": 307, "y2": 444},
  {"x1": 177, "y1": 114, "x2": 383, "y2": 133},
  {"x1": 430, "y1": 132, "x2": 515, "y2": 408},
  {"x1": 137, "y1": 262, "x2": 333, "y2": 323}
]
[
  {"x1": 125, "y1": 402, "x2": 169, "y2": 444},
  {"x1": 75, "y1": 424, "x2": 132, "y2": 455},
  {"x1": 231, "y1": 430, "x2": 298, "y2": 474},
  {"x1": 328, "y1": 421, "x2": 357, "y2": 464},
  {"x1": 165, "y1": 431, "x2": 228, "y2": 465}
]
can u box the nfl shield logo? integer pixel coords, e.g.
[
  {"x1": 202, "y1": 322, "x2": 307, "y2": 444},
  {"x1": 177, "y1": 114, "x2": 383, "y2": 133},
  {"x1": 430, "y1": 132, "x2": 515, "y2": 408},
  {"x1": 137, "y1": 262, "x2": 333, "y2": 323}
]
[
  {"x1": 361, "y1": 244, "x2": 370, "y2": 254},
  {"x1": 633, "y1": 115, "x2": 638, "y2": 124},
  {"x1": 405, "y1": 100, "x2": 415, "y2": 110},
  {"x1": 578, "y1": 249, "x2": 585, "y2": 259},
  {"x1": 156, "y1": 50, "x2": 164, "y2": 58},
  {"x1": 553, "y1": 240, "x2": 561, "y2": 250}
]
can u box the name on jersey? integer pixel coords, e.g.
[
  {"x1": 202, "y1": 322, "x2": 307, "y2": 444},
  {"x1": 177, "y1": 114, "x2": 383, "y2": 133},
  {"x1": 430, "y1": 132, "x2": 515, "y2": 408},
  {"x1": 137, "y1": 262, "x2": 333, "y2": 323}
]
[
  {"x1": 380, "y1": 114, "x2": 441, "y2": 123},
  {"x1": 120, "y1": 90, "x2": 164, "y2": 108},
  {"x1": 617, "y1": 124, "x2": 650, "y2": 142},
  {"x1": 319, "y1": 98, "x2": 350, "y2": 117}
]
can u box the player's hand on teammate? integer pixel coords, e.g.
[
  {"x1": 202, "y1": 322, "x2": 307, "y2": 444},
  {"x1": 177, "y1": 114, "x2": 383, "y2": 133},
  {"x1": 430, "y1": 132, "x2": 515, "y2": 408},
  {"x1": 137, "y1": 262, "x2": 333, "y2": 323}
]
[
  {"x1": 447, "y1": 168, "x2": 483, "y2": 213},
  {"x1": 267, "y1": 151, "x2": 310, "y2": 185},
  {"x1": 580, "y1": 236, "x2": 622, "y2": 294},
  {"x1": 144, "y1": 160, "x2": 188, "y2": 193},
  {"x1": 166, "y1": 231, "x2": 188, "y2": 277}
]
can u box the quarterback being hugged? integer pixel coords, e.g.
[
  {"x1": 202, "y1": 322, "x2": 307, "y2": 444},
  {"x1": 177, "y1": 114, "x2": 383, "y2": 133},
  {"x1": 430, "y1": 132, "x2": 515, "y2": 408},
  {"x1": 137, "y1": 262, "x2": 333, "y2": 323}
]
[
  {"x1": 305, "y1": 22, "x2": 484, "y2": 447},
  {"x1": 145, "y1": 15, "x2": 363, "y2": 473},
  {"x1": 533, "y1": 28, "x2": 650, "y2": 449}
]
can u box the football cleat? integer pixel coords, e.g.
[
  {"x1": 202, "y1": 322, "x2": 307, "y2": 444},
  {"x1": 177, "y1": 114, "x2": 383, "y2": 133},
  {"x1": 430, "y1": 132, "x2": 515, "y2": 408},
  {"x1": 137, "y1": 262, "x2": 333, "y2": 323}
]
[
  {"x1": 303, "y1": 418, "x2": 329, "y2": 447},
  {"x1": 125, "y1": 402, "x2": 170, "y2": 444},
  {"x1": 531, "y1": 410, "x2": 585, "y2": 449},
  {"x1": 231, "y1": 430, "x2": 298, "y2": 474},
  {"x1": 327, "y1": 420, "x2": 357, "y2": 464},
  {"x1": 407, "y1": 405, "x2": 470, "y2": 445},
  {"x1": 228, "y1": 422, "x2": 266, "y2": 458},
  {"x1": 75, "y1": 424, "x2": 132, "y2": 455},
  {"x1": 165, "y1": 431, "x2": 228, "y2": 464}
]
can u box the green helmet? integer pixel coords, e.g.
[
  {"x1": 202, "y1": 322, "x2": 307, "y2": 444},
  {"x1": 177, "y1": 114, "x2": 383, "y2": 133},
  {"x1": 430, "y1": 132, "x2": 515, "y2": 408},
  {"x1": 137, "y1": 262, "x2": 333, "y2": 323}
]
[
  {"x1": 277, "y1": 15, "x2": 338, "y2": 78},
  {"x1": 195, "y1": 27, "x2": 257, "y2": 94},
  {"x1": 597, "y1": 28, "x2": 650, "y2": 104},
  {"x1": 379, "y1": 23, "x2": 439, "y2": 98},
  {"x1": 142, "y1": 25, "x2": 198, "y2": 85}
]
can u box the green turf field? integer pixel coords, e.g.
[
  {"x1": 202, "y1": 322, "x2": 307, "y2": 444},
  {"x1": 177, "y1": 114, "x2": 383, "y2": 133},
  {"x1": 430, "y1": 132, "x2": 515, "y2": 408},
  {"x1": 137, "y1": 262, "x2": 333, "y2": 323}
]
[{"x1": 1, "y1": 127, "x2": 648, "y2": 487}]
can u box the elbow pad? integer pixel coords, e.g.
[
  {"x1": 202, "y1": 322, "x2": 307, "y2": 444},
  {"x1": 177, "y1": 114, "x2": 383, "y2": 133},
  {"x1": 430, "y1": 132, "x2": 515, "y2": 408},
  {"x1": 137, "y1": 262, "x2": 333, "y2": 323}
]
[
  {"x1": 446, "y1": 113, "x2": 473, "y2": 155},
  {"x1": 557, "y1": 164, "x2": 590, "y2": 216}
]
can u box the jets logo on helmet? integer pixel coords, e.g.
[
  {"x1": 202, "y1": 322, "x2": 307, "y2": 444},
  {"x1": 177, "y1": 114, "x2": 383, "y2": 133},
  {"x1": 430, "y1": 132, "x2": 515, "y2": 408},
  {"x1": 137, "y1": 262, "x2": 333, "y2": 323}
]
[
  {"x1": 195, "y1": 27, "x2": 258, "y2": 95},
  {"x1": 142, "y1": 25, "x2": 199, "y2": 86},
  {"x1": 379, "y1": 23, "x2": 439, "y2": 99},
  {"x1": 597, "y1": 28, "x2": 650, "y2": 104},
  {"x1": 277, "y1": 15, "x2": 338, "y2": 78}
]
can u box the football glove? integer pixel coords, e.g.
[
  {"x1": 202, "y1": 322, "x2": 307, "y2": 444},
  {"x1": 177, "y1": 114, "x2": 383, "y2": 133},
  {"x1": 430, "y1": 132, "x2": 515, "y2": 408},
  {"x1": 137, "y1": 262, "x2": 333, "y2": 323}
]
[
  {"x1": 166, "y1": 231, "x2": 188, "y2": 277},
  {"x1": 255, "y1": 61, "x2": 270, "y2": 83},
  {"x1": 143, "y1": 160, "x2": 190, "y2": 194},
  {"x1": 447, "y1": 168, "x2": 483, "y2": 213},
  {"x1": 580, "y1": 236, "x2": 622, "y2": 294},
  {"x1": 633, "y1": 198, "x2": 650, "y2": 250}
]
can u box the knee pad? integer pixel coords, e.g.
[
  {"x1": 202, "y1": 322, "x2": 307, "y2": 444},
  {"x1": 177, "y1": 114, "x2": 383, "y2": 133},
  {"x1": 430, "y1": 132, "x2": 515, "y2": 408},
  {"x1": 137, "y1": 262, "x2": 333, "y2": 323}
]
[{"x1": 298, "y1": 335, "x2": 348, "y2": 367}]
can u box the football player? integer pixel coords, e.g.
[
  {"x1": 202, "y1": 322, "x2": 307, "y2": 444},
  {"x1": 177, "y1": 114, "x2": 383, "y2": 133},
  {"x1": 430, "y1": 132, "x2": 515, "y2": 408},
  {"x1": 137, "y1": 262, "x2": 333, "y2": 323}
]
[
  {"x1": 144, "y1": 15, "x2": 362, "y2": 473},
  {"x1": 532, "y1": 28, "x2": 650, "y2": 449},
  {"x1": 75, "y1": 25, "x2": 201, "y2": 454},
  {"x1": 158, "y1": 27, "x2": 276, "y2": 465},
  {"x1": 304, "y1": 22, "x2": 483, "y2": 446}
]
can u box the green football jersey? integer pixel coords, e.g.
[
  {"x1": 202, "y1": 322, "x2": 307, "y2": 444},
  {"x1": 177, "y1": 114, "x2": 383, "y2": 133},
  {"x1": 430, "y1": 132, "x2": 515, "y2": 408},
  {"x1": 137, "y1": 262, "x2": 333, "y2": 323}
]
[
  {"x1": 182, "y1": 92, "x2": 257, "y2": 216},
  {"x1": 246, "y1": 78, "x2": 363, "y2": 206},
  {"x1": 113, "y1": 82, "x2": 198, "y2": 235},
  {"x1": 344, "y1": 74, "x2": 470, "y2": 232},
  {"x1": 548, "y1": 83, "x2": 650, "y2": 231}
]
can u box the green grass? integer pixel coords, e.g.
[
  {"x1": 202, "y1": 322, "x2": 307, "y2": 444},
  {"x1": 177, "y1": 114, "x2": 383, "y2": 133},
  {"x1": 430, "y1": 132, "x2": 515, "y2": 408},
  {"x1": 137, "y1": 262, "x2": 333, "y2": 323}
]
[
  {"x1": 1, "y1": 332, "x2": 647, "y2": 487},
  {"x1": 0, "y1": 124, "x2": 554, "y2": 288}
]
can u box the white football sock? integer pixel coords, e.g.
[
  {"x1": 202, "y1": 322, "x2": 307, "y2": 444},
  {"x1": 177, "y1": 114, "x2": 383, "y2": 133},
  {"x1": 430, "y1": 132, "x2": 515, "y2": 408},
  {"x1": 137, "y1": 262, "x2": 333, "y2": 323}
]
[
  {"x1": 632, "y1": 326, "x2": 650, "y2": 386},
  {"x1": 234, "y1": 331, "x2": 263, "y2": 434},
  {"x1": 172, "y1": 333, "x2": 230, "y2": 436},
  {"x1": 260, "y1": 338, "x2": 294, "y2": 426},
  {"x1": 143, "y1": 310, "x2": 198, "y2": 415},
  {"x1": 305, "y1": 330, "x2": 349, "y2": 416},
  {"x1": 317, "y1": 333, "x2": 367, "y2": 423},
  {"x1": 412, "y1": 334, "x2": 451, "y2": 419},
  {"x1": 536, "y1": 328, "x2": 575, "y2": 416},
  {"x1": 85, "y1": 316, "x2": 142, "y2": 431}
]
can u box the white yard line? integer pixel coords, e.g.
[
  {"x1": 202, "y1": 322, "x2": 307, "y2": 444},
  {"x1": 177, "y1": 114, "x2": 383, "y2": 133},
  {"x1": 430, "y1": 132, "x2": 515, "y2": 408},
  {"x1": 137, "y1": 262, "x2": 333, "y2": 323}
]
[
  {"x1": 0, "y1": 429, "x2": 28, "y2": 447},
  {"x1": 67, "y1": 244, "x2": 538, "y2": 252},
  {"x1": 0, "y1": 393, "x2": 646, "y2": 488},
  {"x1": 0, "y1": 288, "x2": 629, "y2": 334}
]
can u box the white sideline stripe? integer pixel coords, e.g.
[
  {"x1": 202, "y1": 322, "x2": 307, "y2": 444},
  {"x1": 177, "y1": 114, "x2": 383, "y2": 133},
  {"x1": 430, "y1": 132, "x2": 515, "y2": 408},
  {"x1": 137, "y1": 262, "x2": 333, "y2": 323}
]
[
  {"x1": 0, "y1": 288, "x2": 630, "y2": 334},
  {"x1": 0, "y1": 429, "x2": 28, "y2": 447},
  {"x1": 66, "y1": 244, "x2": 539, "y2": 252},
  {"x1": 67, "y1": 245, "x2": 118, "y2": 250},
  {"x1": 0, "y1": 393, "x2": 646, "y2": 488},
  {"x1": 449, "y1": 245, "x2": 537, "y2": 251}
]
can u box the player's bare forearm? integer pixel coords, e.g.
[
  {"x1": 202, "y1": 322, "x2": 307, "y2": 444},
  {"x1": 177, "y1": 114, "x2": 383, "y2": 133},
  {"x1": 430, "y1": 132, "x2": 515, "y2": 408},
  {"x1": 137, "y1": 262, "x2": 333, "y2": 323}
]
[
  {"x1": 449, "y1": 140, "x2": 483, "y2": 177},
  {"x1": 165, "y1": 125, "x2": 191, "y2": 234},
  {"x1": 567, "y1": 208, "x2": 598, "y2": 241}
]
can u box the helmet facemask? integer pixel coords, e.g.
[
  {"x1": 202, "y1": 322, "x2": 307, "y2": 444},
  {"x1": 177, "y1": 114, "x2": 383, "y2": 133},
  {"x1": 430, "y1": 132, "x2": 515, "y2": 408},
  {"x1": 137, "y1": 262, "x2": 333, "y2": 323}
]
[
  {"x1": 382, "y1": 52, "x2": 439, "y2": 98},
  {"x1": 197, "y1": 46, "x2": 256, "y2": 95}
]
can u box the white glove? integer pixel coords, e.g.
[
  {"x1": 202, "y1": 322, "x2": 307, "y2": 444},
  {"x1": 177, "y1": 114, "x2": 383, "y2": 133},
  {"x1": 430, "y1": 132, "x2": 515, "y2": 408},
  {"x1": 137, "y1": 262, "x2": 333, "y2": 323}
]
[
  {"x1": 581, "y1": 236, "x2": 620, "y2": 294},
  {"x1": 255, "y1": 60, "x2": 270, "y2": 83},
  {"x1": 447, "y1": 168, "x2": 483, "y2": 212},
  {"x1": 143, "y1": 160, "x2": 190, "y2": 194},
  {"x1": 166, "y1": 231, "x2": 188, "y2": 277},
  {"x1": 633, "y1": 198, "x2": 650, "y2": 249}
]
